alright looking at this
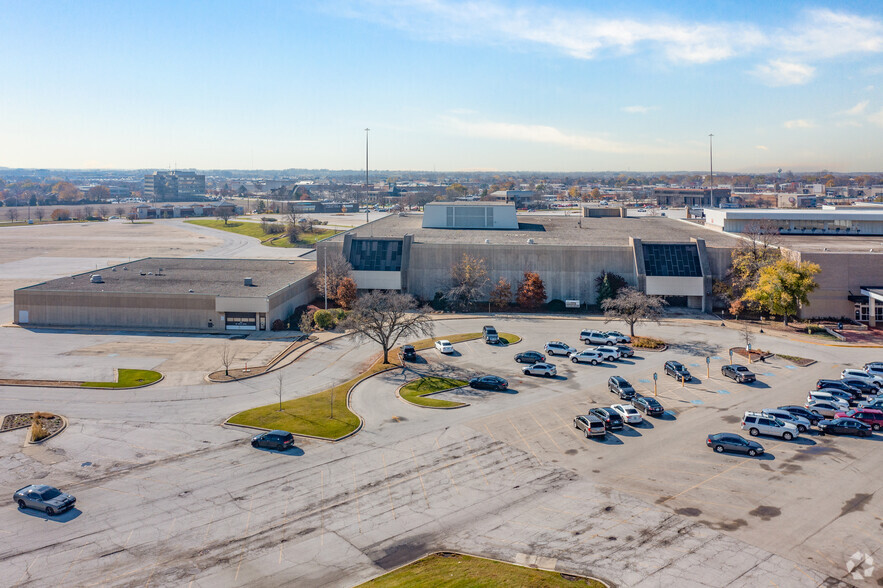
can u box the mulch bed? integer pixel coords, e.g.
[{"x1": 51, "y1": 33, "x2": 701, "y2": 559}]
[
  {"x1": 731, "y1": 347, "x2": 773, "y2": 362},
  {"x1": 1, "y1": 413, "x2": 65, "y2": 437},
  {"x1": 0, "y1": 378, "x2": 82, "y2": 388}
]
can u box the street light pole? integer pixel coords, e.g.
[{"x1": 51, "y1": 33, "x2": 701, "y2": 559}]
[
  {"x1": 708, "y1": 133, "x2": 714, "y2": 206},
  {"x1": 364, "y1": 128, "x2": 370, "y2": 207}
]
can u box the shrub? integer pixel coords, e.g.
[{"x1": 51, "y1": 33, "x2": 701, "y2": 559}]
[
  {"x1": 271, "y1": 318, "x2": 285, "y2": 331},
  {"x1": 313, "y1": 309, "x2": 336, "y2": 330},
  {"x1": 30, "y1": 417, "x2": 51, "y2": 442},
  {"x1": 430, "y1": 291, "x2": 447, "y2": 311},
  {"x1": 546, "y1": 299, "x2": 566, "y2": 312},
  {"x1": 50, "y1": 208, "x2": 71, "y2": 221},
  {"x1": 332, "y1": 308, "x2": 347, "y2": 321},
  {"x1": 631, "y1": 336, "x2": 666, "y2": 349}
]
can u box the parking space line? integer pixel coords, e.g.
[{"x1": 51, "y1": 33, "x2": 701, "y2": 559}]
[
  {"x1": 381, "y1": 454, "x2": 397, "y2": 519},
  {"x1": 551, "y1": 408, "x2": 584, "y2": 441},
  {"x1": 482, "y1": 423, "x2": 517, "y2": 477},
  {"x1": 792, "y1": 564, "x2": 817, "y2": 583},
  {"x1": 529, "y1": 413, "x2": 563, "y2": 452},
  {"x1": 234, "y1": 497, "x2": 254, "y2": 582},
  {"x1": 352, "y1": 464, "x2": 363, "y2": 532},
  {"x1": 59, "y1": 545, "x2": 86, "y2": 584},
  {"x1": 507, "y1": 416, "x2": 543, "y2": 465},
  {"x1": 278, "y1": 495, "x2": 290, "y2": 564},
  {"x1": 320, "y1": 470, "x2": 325, "y2": 546},
  {"x1": 96, "y1": 485, "x2": 143, "y2": 498},
  {"x1": 411, "y1": 448, "x2": 431, "y2": 509},
  {"x1": 16, "y1": 555, "x2": 38, "y2": 585}
]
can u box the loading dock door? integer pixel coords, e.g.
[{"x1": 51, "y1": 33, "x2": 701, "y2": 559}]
[{"x1": 225, "y1": 312, "x2": 257, "y2": 330}]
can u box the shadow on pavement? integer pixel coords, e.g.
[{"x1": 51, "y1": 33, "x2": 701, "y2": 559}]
[{"x1": 18, "y1": 507, "x2": 82, "y2": 522}]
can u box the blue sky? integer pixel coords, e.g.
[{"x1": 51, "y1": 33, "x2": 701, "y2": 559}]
[{"x1": 2, "y1": 0, "x2": 883, "y2": 172}]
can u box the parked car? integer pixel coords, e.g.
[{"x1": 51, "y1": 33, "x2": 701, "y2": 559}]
[
  {"x1": 606, "y1": 331, "x2": 631, "y2": 344},
  {"x1": 805, "y1": 400, "x2": 846, "y2": 417},
  {"x1": 777, "y1": 405, "x2": 823, "y2": 426},
  {"x1": 611, "y1": 403, "x2": 643, "y2": 424},
  {"x1": 544, "y1": 341, "x2": 576, "y2": 356},
  {"x1": 806, "y1": 391, "x2": 850, "y2": 411},
  {"x1": 817, "y1": 379, "x2": 862, "y2": 399},
  {"x1": 762, "y1": 409, "x2": 810, "y2": 433},
  {"x1": 589, "y1": 407, "x2": 624, "y2": 430},
  {"x1": 858, "y1": 397, "x2": 883, "y2": 410},
  {"x1": 14, "y1": 484, "x2": 76, "y2": 515},
  {"x1": 252, "y1": 430, "x2": 296, "y2": 450},
  {"x1": 841, "y1": 368, "x2": 883, "y2": 389},
  {"x1": 434, "y1": 340, "x2": 454, "y2": 354},
  {"x1": 632, "y1": 395, "x2": 665, "y2": 416},
  {"x1": 580, "y1": 330, "x2": 617, "y2": 345},
  {"x1": 569, "y1": 349, "x2": 604, "y2": 365},
  {"x1": 482, "y1": 325, "x2": 500, "y2": 344},
  {"x1": 741, "y1": 411, "x2": 799, "y2": 440},
  {"x1": 706, "y1": 433, "x2": 764, "y2": 456},
  {"x1": 819, "y1": 387, "x2": 861, "y2": 406},
  {"x1": 522, "y1": 362, "x2": 557, "y2": 377},
  {"x1": 818, "y1": 418, "x2": 872, "y2": 437},
  {"x1": 608, "y1": 376, "x2": 636, "y2": 400},
  {"x1": 615, "y1": 345, "x2": 635, "y2": 358},
  {"x1": 865, "y1": 362, "x2": 883, "y2": 370},
  {"x1": 514, "y1": 350, "x2": 545, "y2": 364},
  {"x1": 834, "y1": 408, "x2": 883, "y2": 431},
  {"x1": 721, "y1": 364, "x2": 756, "y2": 383},
  {"x1": 573, "y1": 414, "x2": 607, "y2": 438},
  {"x1": 468, "y1": 375, "x2": 508, "y2": 391},
  {"x1": 664, "y1": 360, "x2": 692, "y2": 381},
  {"x1": 594, "y1": 346, "x2": 621, "y2": 361},
  {"x1": 401, "y1": 345, "x2": 417, "y2": 361},
  {"x1": 839, "y1": 377, "x2": 878, "y2": 396}
]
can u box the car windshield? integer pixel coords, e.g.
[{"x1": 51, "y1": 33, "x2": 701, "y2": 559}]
[
  {"x1": 735, "y1": 366, "x2": 749, "y2": 372},
  {"x1": 772, "y1": 418, "x2": 786, "y2": 426},
  {"x1": 40, "y1": 488, "x2": 62, "y2": 500},
  {"x1": 625, "y1": 408, "x2": 638, "y2": 414}
]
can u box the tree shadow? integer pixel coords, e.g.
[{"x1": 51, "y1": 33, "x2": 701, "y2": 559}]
[{"x1": 668, "y1": 341, "x2": 722, "y2": 356}]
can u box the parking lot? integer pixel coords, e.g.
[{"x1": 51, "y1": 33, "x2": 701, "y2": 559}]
[{"x1": 0, "y1": 315, "x2": 880, "y2": 586}]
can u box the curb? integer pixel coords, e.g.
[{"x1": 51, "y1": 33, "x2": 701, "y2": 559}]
[
  {"x1": 0, "y1": 373, "x2": 164, "y2": 390},
  {"x1": 395, "y1": 380, "x2": 470, "y2": 410},
  {"x1": 633, "y1": 344, "x2": 668, "y2": 353},
  {"x1": 26, "y1": 415, "x2": 68, "y2": 445}
]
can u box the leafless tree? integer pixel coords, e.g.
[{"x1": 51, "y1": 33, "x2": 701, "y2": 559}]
[
  {"x1": 83, "y1": 206, "x2": 94, "y2": 219},
  {"x1": 34, "y1": 208, "x2": 45, "y2": 222},
  {"x1": 115, "y1": 206, "x2": 125, "y2": 218},
  {"x1": 602, "y1": 288, "x2": 668, "y2": 336},
  {"x1": 314, "y1": 252, "x2": 353, "y2": 304},
  {"x1": 342, "y1": 291, "x2": 434, "y2": 364},
  {"x1": 446, "y1": 253, "x2": 490, "y2": 312},
  {"x1": 97, "y1": 206, "x2": 109, "y2": 219},
  {"x1": 742, "y1": 322, "x2": 754, "y2": 351},
  {"x1": 6, "y1": 207, "x2": 18, "y2": 223},
  {"x1": 221, "y1": 342, "x2": 234, "y2": 377},
  {"x1": 277, "y1": 371, "x2": 284, "y2": 411}
]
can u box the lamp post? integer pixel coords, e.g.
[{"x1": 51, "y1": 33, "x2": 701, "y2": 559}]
[
  {"x1": 364, "y1": 128, "x2": 370, "y2": 207},
  {"x1": 708, "y1": 133, "x2": 714, "y2": 206}
]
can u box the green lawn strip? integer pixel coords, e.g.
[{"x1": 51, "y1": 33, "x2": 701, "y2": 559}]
[
  {"x1": 399, "y1": 376, "x2": 467, "y2": 408},
  {"x1": 498, "y1": 332, "x2": 520, "y2": 344},
  {"x1": 185, "y1": 219, "x2": 339, "y2": 248},
  {"x1": 81, "y1": 369, "x2": 162, "y2": 388},
  {"x1": 359, "y1": 552, "x2": 605, "y2": 587}
]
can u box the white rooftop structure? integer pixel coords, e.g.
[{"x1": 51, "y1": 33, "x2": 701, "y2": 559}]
[
  {"x1": 704, "y1": 208, "x2": 883, "y2": 236},
  {"x1": 422, "y1": 202, "x2": 519, "y2": 230}
]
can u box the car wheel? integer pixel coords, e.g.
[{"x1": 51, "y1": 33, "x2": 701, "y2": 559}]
[
  {"x1": 591, "y1": 360, "x2": 598, "y2": 365},
  {"x1": 251, "y1": 440, "x2": 259, "y2": 447},
  {"x1": 571, "y1": 357, "x2": 578, "y2": 363},
  {"x1": 46, "y1": 507, "x2": 55, "y2": 516},
  {"x1": 749, "y1": 428, "x2": 759, "y2": 436},
  {"x1": 584, "y1": 430, "x2": 590, "y2": 438},
  {"x1": 783, "y1": 432, "x2": 793, "y2": 441},
  {"x1": 714, "y1": 445, "x2": 724, "y2": 453},
  {"x1": 748, "y1": 449, "x2": 757, "y2": 457},
  {"x1": 797, "y1": 425, "x2": 806, "y2": 433},
  {"x1": 737, "y1": 376, "x2": 743, "y2": 383},
  {"x1": 546, "y1": 373, "x2": 553, "y2": 378},
  {"x1": 17, "y1": 500, "x2": 25, "y2": 509}
]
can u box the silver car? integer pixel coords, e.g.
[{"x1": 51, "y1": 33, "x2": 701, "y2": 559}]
[
  {"x1": 14, "y1": 484, "x2": 76, "y2": 515},
  {"x1": 522, "y1": 362, "x2": 557, "y2": 377}
]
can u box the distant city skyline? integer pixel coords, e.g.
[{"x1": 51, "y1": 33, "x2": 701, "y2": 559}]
[{"x1": 2, "y1": 1, "x2": 883, "y2": 172}]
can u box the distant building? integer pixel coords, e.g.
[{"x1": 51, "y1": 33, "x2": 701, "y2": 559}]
[
  {"x1": 143, "y1": 171, "x2": 206, "y2": 201},
  {"x1": 489, "y1": 190, "x2": 536, "y2": 207},
  {"x1": 653, "y1": 188, "x2": 730, "y2": 207},
  {"x1": 777, "y1": 194, "x2": 818, "y2": 208}
]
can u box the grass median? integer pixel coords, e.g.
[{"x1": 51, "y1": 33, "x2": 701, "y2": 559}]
[
  {"x1": 399, "y1": 376, "x2": 467, "y2": 408},
  {"x1": 81, "y1": 369, "x2": 162, "y2": 388},
  {"x1": 185, "y1": 219, "x2": 339, "y2": 248},
  {"x1": 359, "y1": 552, "x2": 605, "y2": 587}
]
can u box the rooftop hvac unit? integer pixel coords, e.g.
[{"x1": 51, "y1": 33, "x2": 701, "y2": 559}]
[
  {"x1": 527, "y1": 238, "x2": 535, "y2": 244},
  {"x1": 485, "y1": 239, "x2": 490, "y2": 244},
  {"x1": 244, "y1": 277, "x2": 253, "y2": 287},
  {"x1": 90, "y1": 274, "x2": 104, "y2": 283}
]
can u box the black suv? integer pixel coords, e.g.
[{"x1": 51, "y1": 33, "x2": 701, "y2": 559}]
[
  {"x1": 401, "y1": 345, "x2": 417, "y2": 361},
  {"x1": 721, "y1": 364, "x2": 755, "y2": 383},
  {"x1": 251, "y1": 430, "x2": 295, "y2": 451},
  {"x1": 608, "y1": 376, "x2": 636, "y2": 400},
  {"x1": 777, "y1": 405, "x2": 823, "y2": 427},
  {"x1": 664, "y1": 361, "x2": 692, "y2": 381},
  {"x1": 816, "y1": 379, "x2": 862, "y2": 400},
  {"x1": 482, "y1": 325, "x2": 500, "y2": 344},
  {"x1": 589, "y1": 407, "x2": 623, "y2": 430}
]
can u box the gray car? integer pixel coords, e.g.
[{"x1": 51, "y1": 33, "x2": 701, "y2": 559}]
[{"x1": 14, "y1": 484, "x2": 76, "y2": 515}]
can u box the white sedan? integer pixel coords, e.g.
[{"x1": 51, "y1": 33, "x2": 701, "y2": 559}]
[
  {"x1": 569, "y1": 350, "x2": 604, "y2": 365},
  {"x1": 434, "y1": 340, "x2": 454, "y2": 354},
  {"x1": 611, "y1": 403, "x2": 643, "y2": 424},
  {"x1": 522, "y1": 362, "x2": 557, "y2": 377},
  {"x1": 594, "y1": 346, "x2": 621, "y2": 361}
]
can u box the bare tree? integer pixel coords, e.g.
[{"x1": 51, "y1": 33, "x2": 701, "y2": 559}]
[
  {"x1": 602, "y1": 288, "x2": 667, "y2": 336},
  {"x1": 83, "y1": 206, "x2": 94, "y2": 219},
  {"x1": 6, "y1": 207, "x2": 18, "y2": 223},
  {"x1": 34, "y1": 208, "x2": 45, "y2": 222},
  {"x1": 97, "y1": 206, "x2": 109, "y2": 219},
  {"x1": 314, "y1": 252, "x2": 353, "y2": 304},
  {"x1": 741, "y1": 322, "x2": 754, "y2": 351},
  {"x1": 277, "y1": 371, "x2": 284, "y2": 411},
  {"x1": 217, "y1": 206, "x2": 233, "y2": 225},
  {"x1": 342, "y1": 291, "x2": 434, "y2": 364},
  {"x1": 220, "y1": 342, "x2": 234, "y2": 376},
  {"x1": 115, "y1": 206, "x2": 125, "y2": 218},
  {"x1": 446, "y1": 253, "x2": 490, "y2": 312}
]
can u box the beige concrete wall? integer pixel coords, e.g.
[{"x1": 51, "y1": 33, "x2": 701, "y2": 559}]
[
  {"x1": 14, "y1": 290, "x2": 223, "y2": 330},
  {"x1": 216, "y1": 297, "x2": 270, "y2": 313},
  {"x1": 267, "y1": 276, "x2": 316, "y2": 325},
  {"x1": 352, "y1": 270, "x2": 402, "y2": 290},
  {"x1": 791, "y1": 250, "x2": 883, "y2": 319},
  {"x1": 646, "y1": 276, "x2": 704, "y2": 296}
]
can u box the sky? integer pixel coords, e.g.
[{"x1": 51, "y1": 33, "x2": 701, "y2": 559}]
[{"x1": 2, "y1": 0, "x2": 883, "y2": 172}]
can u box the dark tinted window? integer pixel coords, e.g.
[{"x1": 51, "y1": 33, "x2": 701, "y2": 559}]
[{"x1": 349, "y1": 239, "x2": 404, "y2": 271}]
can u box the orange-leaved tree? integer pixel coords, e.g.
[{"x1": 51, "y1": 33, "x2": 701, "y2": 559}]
[{"x1": 516, "y1": 271, "x2": 546, "y2": 311}]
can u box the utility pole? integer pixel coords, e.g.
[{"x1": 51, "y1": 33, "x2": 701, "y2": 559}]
[
  {"x1": 323, "y1": 252, "x2": 328, "y2": 310},
  {"x1": 364, "y1": 128, "x2": 370, "y2": 207},
  {"x1": 708, "y1": 133, "x2": 714, "y2": 207}
]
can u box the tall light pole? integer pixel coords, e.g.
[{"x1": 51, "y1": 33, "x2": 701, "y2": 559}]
[
  {"x1": 708, "y1": 133, "x2": 714, "y2": 207},
  {"x1": 364, "y1": 128, "x2": 370, "y2": 207}
]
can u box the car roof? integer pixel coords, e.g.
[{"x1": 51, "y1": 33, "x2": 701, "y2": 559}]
[{"x1": 268, "y1": 430, "x2": 292, "y2": 436}]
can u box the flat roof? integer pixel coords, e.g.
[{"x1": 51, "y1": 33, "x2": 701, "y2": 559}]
[
  {"x1": 21, "y1": 258, "x2": 316, "y2": 297},
  {"x1": 424, "y1": 201, "x2": 515, "y2": 207},
  {"x1": 332, "y1": 214, "x2": 744, "y2": 248},
  {"x1": 777, "y1": 235, "x2": 883, "y2": 254},
  {"x1": 705, "y1": 208, "x2": 883, "y2": 221}
]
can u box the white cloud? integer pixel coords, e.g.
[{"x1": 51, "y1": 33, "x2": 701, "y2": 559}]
[
  {"x1": 780, "y1": 9, "x2": 883, "y2": 60},
  {"x1": 440, "y1": 115, "x2": 666, "y2": 154},
  {"x1": 755, "y1": 145, "x2": 769, "y2": 151},
  {"x1": 622, "y1": 105, "x2": 657, "y2": 114},
  {"x1": 868, "y1": 108, "x2": 883, "y2": 127},
  {"x1": 752, "y1": 60, "x2": 815, "y2": 86},
  {"x1": 783, "y1": 119, "x2": 814, "y2": 129},
  {"x1": 839, "y1": 100, "x2": 869, "y2": 115}
]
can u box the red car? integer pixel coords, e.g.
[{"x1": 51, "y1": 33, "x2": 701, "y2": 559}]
[{"x1": 835, "y1": 408, "x2": 883, "y2": 431}]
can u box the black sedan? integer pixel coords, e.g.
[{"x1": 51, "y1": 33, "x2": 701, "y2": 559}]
[
  {"x1": 706, "y1": 433, "x2": 764, "y2": 456},
  {"x1": 664, "y1": 361, "x2": 692, "y2": 381},
  {"x1": 777, "y1": 405, "x2": 823, "y2": 427},
  {"x1": 818, "y1": 418, "x2": 872, "y2": 437},
  {"x1": 514, "y1": 351, "x2": 545, "y2": 364},
  {"x1": 632, "y1": 395, "x2": 665, "y2": 416},
  {"x1": 817, "y1": 379, "x2": 862, "y2": 397},
  {"x1": 469, "y1": 375, "x2": 508, "y2": 391},
  {"x1": 589, "y1": 407, "x2": 624, "y2": 430},
  {"x1": 252, "y1": 430, "x2": 295, "y2": 450},
  {"x1": 839, "y1": 377, "x2": 877, "y2": 396},
  {"x1": 14, "y1": 484, "x2": 76, "y2": 515},
  {"x1": 401, "y1": 345, "x2": 417, "y2": 361}
]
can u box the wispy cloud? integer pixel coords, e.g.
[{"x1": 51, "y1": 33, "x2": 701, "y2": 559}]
[
  {"x1": 783, "y1": 119, "x2": 814, "y2": 129},
  {"x1": 755, "y1": 145, "x2": 769, "y2": 151},
  {"x1": 780, "y1": 9, "x2": 883, "y2": 60},
  {"x1": 622, "y1": 105, "x2": 657, "y2": 114},
  {"x1": 440, "y1": 115, "x2": 664, "y2": 154},
  {"x1": 752, "y1": 60, "x2": 815, "y2": 86},
  {"x1": 839, "y1": 100, "x2": 869, "y2": 115},
  {"x1": 868, "y1": 109, "x2": 883, "y2": 127}
]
